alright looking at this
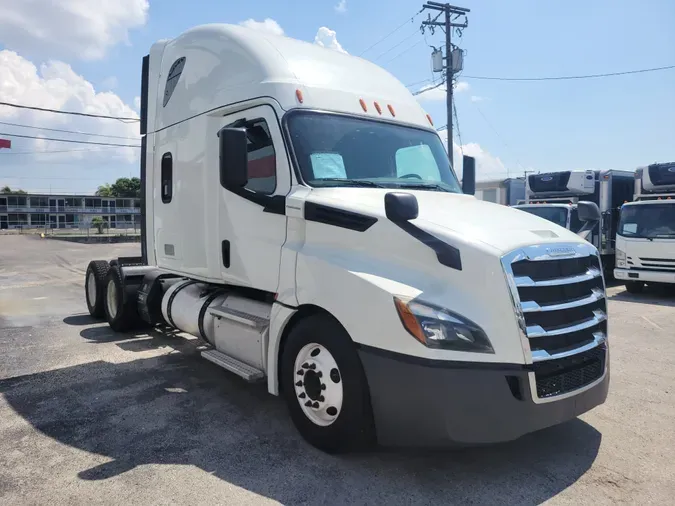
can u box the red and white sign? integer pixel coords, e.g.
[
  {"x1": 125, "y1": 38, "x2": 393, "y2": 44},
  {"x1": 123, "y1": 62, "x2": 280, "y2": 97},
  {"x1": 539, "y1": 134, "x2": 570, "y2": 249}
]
[{"x1": 0, "y1": 138, "x2": 11, "y2": 149}]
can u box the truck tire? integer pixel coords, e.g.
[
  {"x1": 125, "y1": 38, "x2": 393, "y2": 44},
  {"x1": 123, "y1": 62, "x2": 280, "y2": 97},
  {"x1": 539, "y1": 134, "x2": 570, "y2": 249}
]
[
  {"x1": 103, "y1": 264, "x2": 140, "y2": 332},
  {"x1": 85, "y1": 260, "x2": 110, "y2": 319},
  {"x1": 625, "y1": 281, "x2": 645, "y2": 294},
  {"x1": 281, "y1": 314, "x2": 375, "y2": 453}
]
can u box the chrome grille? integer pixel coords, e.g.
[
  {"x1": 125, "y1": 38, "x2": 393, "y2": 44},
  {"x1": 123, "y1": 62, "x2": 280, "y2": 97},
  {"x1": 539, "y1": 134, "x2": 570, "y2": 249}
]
[{"x1": 501, "y1": 242, "x2": 608, "y2": 398}]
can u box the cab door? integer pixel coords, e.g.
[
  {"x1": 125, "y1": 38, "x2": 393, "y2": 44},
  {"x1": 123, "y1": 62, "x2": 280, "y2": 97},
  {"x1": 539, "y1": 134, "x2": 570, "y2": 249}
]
[{"x1": 216, "y1": 104, "x2": 291, "y2": 292}]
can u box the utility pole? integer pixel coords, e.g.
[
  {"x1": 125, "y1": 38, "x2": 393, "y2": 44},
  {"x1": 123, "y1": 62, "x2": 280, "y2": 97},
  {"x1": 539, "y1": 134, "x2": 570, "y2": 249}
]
[{"x1": 421, "y1": 2, "x2": 469, "y2": 168}]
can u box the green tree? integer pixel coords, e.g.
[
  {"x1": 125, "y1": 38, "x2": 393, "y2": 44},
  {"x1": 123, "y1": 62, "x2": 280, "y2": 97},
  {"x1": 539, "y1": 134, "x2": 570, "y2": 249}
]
[
  {"x1": 95, "y1": 184, "x2": 113, "y2": 197},
  {"x1": 110, "y1": 177, "x2": 141, "y2": 198},
  {"x1": 95, "y1": 178, "x2": 141, "y2": 198},
  {"x1": 90, "y1": 217, "x2": 108, "y2": 234},
  {"x1": 1, "y1": 186, "x2": 27, "y2": 195}
]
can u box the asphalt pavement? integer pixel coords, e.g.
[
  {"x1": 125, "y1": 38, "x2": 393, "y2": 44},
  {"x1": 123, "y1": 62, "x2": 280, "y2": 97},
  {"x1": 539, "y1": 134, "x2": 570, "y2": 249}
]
[{"x1": 0, "y1": 234, "x2": 673, "y2": 505}]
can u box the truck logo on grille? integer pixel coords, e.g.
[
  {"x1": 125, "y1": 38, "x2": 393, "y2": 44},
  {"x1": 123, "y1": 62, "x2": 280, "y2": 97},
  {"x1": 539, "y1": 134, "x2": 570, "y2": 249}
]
[
  {"x1": 547, "y1": 247, "x2": 576, "y2": 257},
  {"x1": 541, "y1": 176, "x2": 553, "y2": 181},
  {"x1": 668, "y1": 167, "x2": 675, "y2": 173}
]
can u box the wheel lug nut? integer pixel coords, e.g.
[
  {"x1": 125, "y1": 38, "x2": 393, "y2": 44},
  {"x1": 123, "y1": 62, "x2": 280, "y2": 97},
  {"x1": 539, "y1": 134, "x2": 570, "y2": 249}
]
[
  {"x1": 309, "y1": 363, "x2": 316, "y2": 370},
  {"x1": 317, "y1": 371, "x2": 322, "y2": 378},
  {"x1": 321, "y1": 384, "x2": 326, "y2": 390},
  {"x1": 305, "y1": 400, "x2": 312, "y2": 407},
  {"x1": 297, "y1": 370, "x2": 304, "y2": 376},
  {"x1": 295, "y1": 381, "x2": 303, "y2": 387},
  {"x1": 312, "y1": 402, "x2": 319, "y2": 408},
  {"x1": 299, "y1": 392, "x2": 306, "y2": 399},
  {"x1": 319, "y1": 396, "x2": 325, "y2": 402},
  {"x1": 302, "y1": 363, "x2": 309, "y2": 369}
]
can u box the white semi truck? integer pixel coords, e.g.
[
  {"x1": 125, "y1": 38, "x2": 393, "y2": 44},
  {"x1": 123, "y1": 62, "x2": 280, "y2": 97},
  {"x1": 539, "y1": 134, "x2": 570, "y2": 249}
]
[
  {"x1": 514, "y1": 169, "x2": 634, "y2": 274},
  {"x1": 614, "y1": 162, "x2": 675, "y2": 293},
  {"x1": 83, "y1": 24, "x2": 609, "y2": 453}
]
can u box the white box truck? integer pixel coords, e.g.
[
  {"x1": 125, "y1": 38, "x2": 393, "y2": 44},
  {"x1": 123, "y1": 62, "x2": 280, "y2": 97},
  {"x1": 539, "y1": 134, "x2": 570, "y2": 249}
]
[
  {"x1": 513, "y1": 169, "x2": 634, "y2": 274},
  {"x1": 83, "y1": 24, "x2": 609, "y2": 452},
  {"x1": 614, "y1": 162, "x2": 675, "y2": 293},
  {"x1": 475, "y1": 177, "x2": 526, "y2": 206}
]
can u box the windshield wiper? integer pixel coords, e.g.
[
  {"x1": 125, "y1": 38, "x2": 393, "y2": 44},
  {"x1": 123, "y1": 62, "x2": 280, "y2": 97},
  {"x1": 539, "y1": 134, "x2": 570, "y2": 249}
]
[
  {"x1": 392, "y1": 182, "x2": 450, "y2": 192},
  {"x1": 312, "y1": 178, "x2": 386, "y2": 188}
]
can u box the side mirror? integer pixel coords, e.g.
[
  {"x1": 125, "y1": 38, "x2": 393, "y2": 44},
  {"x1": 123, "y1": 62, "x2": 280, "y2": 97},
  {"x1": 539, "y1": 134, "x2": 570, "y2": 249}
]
[
  {"x1": 462, "y1": 155, "x2": 476, "y2": 195},
  {"x1": 218, "y1": 127, "x2": 248, "y2": 190},
  {"x1": 577, "y1": 201, "x2": 601, "y2": 222},
  {"x1": 385, "y1": 192, "x2": 419, "y2": 222}
]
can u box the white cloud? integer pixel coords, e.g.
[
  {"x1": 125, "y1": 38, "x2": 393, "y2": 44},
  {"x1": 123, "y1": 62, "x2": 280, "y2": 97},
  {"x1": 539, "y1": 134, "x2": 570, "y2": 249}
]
[
  {"x1": 239, "y1": 18, "x2": 285, "y2": 36},
  {"x1": 0, "y1": 0, "x2": 149, "y2": 60},
  {"x1": 437, "y1": 129, "x2": 507, "y2": 179},
  {"x1": 470, "y1": 95, "x2": 487, "y2": 102},
  {"x1": 415, "y1": 81, "x2": 469, "y2": 102},
  {"x1": 335, "y1": 0, "x2": 348, "y2": 13},
  {"x1": 133, "y1": 96, "x2": 141, "y2": 112},
  {"x1": 101, "y1": 76, "x2": 119, "y2": 90},
  {"x1": 0, "y1": 50, "x2": 140, "y2": 164},
  {"x1": 314, "y1": 27, "x2": 348, "y2": 54}
]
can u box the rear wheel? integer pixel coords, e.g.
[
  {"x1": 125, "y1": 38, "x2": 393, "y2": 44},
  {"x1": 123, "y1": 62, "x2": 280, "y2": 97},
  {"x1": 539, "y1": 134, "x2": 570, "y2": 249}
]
[
  {"x1": 281, "y1": 314, "x2": 375, "y2": 453},
  {"x1": 104, "y1": 265, "x2": 141, "y2": 332},
  {"x1": 85, "y1": 260, "x2": 110, "y2": 319},
  {"x1": 625, "y1": 281, "x2": 645, "y2": 294}
]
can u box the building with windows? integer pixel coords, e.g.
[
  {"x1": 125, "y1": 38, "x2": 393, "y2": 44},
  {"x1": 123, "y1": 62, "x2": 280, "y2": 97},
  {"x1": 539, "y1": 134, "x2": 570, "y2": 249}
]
[{"x1": 0, "y1": 193, "x2": 141, "y2": 229}]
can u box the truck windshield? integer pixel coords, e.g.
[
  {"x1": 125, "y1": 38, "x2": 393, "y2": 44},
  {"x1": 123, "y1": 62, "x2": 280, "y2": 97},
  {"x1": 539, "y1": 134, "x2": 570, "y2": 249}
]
[
  {"x1": 619, "y1": 204, "x2": 675, "y2": 239},
  {"x1": 286, "y1": 111, "x2": 462, "y2": 193},
  {"x1": 518, "y1": 207, "x2": 568, "y2": 228}
]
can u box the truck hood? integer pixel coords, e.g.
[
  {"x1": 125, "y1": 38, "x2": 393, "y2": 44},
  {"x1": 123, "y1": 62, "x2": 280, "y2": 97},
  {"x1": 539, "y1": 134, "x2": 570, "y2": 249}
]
[{"x1": 308, "y1": 187, "x2": 586, "y2": 255}]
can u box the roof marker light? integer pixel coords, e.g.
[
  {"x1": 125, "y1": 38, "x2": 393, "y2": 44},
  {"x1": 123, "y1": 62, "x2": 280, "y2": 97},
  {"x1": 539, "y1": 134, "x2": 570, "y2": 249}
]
[
  {"x1": 374, "y1": 101, "x2": 382, "y2": 115},
  {"x1": 426, "y1": 114, "x2": 434, "y2": 126},
  {"x1": 359, "y1": 99, "x2": 368, "y2": 112},
  {"x1": 387, "y1": 104, "x2": 396, "y2": 117},
  {"x1": 295, "y1": 89, "x2": 304, "y2": 103}
]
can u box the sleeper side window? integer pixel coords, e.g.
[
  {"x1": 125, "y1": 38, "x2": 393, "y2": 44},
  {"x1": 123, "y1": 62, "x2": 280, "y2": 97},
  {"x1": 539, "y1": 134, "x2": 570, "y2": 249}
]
[{"x1": 161, "y1": 152, "x2": 173, "y2": 203}]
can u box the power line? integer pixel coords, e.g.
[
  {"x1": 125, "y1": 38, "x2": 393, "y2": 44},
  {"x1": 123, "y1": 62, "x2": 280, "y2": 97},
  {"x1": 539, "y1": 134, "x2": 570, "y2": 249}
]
[
  {"x1": 358, "y1": 9, "x2": 424, "y2": 56},
  {"x1": 463, "y1": 64, "x2": 675, "y2": 82},
  {"x1": 0, "y1": 101, "x2": 140, "y2": 121},
  {"x1": 0, "y1": 146, "x2": 126, "y2": 155},
  {"x1": 383, "y1": 38, "x2": 425, "y2": 64},
  {"x1": 471, "y1": 102, "x2": 526, "y2": 172},
  {"x1": 373, "y1": 30, "x2": 421, "y2": 61},
  {"x1": 0, "y1": 120, "x2": 140, "y2": 140},
  {"x1": 0, "y1": 132, "x2": 141, "y2": 148},
  {"x1": 412, "y1": 80, "x2": 446, "y2": 96},
  {"x1": 406, "y1": 78, "x2": 433, "y2": 88},
  {"x1": 452, "y1": 96, "x2": 464, "y2": 158}
]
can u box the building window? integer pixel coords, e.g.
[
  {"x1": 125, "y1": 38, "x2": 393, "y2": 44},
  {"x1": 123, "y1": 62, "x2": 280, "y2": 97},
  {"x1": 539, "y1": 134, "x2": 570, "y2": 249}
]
[{"x1": 32, "y1": 214, "x2": 48, "y2": 226}]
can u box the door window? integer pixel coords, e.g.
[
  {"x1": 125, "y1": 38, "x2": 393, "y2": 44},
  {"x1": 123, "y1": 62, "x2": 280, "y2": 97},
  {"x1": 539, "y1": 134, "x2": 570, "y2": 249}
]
[{"x1": 227, "y1": 118, "x2": 277, "y2": 195}]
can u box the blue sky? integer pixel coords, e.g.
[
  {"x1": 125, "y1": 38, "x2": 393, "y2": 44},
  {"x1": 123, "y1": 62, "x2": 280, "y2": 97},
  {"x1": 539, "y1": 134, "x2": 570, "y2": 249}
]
[{"x1": 0, "y1": 0, "x2": 673, "y2": 193}]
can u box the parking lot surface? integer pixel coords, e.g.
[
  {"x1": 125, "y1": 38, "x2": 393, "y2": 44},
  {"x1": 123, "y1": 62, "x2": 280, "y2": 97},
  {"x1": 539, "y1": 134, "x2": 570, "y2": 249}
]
[{"x1": 0, "y1": 235, "x2": 673, "y2": 505}]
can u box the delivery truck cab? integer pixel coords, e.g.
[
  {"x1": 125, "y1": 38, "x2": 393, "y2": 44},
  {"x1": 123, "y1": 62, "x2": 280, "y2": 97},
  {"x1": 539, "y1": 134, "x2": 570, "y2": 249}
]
[
  {"x1": 82, "y1": 24, "x2": 610, "y2": 453},
  {"x1": 614, "y1": 163, "x2": 675, "y2": 293}
]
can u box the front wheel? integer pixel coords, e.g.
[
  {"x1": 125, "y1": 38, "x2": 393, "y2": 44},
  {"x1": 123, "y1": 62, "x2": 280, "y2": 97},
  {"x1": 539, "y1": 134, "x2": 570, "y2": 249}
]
[
  {"x1": 625, "y1": 281, "x2": 645, "y2": 294},
  {"x1": 281, "y1": 314, "x2": 375, "y2": 453}
]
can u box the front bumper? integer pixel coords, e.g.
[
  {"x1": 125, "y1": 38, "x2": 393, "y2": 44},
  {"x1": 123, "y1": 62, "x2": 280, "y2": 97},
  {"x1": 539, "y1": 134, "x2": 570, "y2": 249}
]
[
  {"x1": 614, "y1": 267, "x2": 675, "y2": 284},
  {"x1": 359, "y1": 346, "x2": 609, "y2": 447}
]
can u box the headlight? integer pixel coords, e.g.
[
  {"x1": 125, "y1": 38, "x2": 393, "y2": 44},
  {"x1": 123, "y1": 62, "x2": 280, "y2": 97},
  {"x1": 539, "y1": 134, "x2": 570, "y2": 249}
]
[
  {"x1": 616, "y1": 248, "x2": 626, "y2": 267},
  {"x1": 394, "y1": 297, "x2": 494, "y2": 353}
]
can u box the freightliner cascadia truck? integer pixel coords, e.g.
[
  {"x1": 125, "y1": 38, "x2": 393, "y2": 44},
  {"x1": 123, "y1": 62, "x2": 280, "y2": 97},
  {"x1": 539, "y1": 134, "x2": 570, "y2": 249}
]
[
  {"x1": 614, "y1": 162, "x2": 675, "y2": 293},
  {"x1": 83, "y1": 24, "x2": 610, "y2": 453}
]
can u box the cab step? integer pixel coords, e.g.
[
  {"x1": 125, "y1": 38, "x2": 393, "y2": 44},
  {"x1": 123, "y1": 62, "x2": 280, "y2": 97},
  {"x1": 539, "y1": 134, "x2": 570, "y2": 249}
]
[{"x1": 201, "y1": 348, "x2": 265, "y2": 382}]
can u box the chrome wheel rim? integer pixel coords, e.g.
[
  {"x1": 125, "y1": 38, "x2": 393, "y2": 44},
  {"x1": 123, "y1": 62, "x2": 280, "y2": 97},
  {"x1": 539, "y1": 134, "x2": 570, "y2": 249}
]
[
  {"x1": 106, "y1": 279, "x2": 118, "y2": 319},
  {"x1": 86, "y1": 271, "x2": 96, "y2": 305},
  {"x1": 293, "y1": 343, "x2": 343, "y2": 427}
]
